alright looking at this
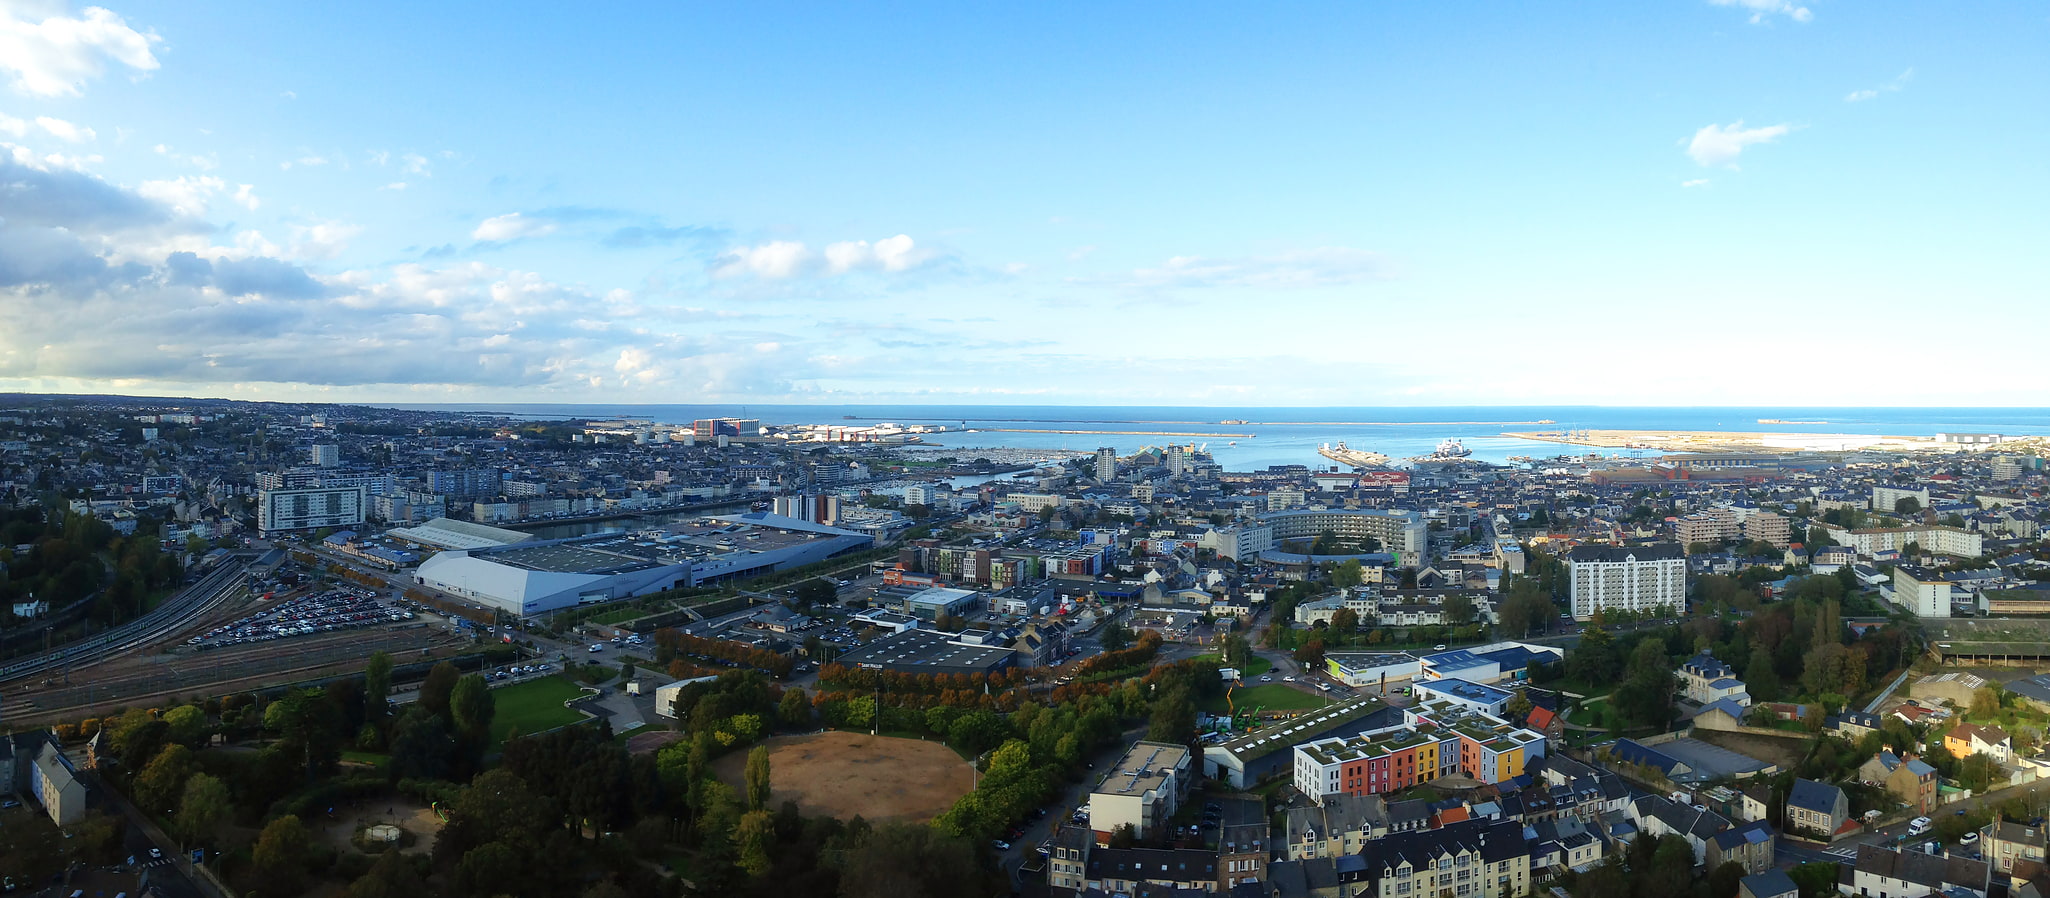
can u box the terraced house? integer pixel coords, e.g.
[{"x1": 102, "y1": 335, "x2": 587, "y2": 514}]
[
  {"x1": 1356, "y1": 818, "x2": 1532, "y2": 898},
  {"x1": 1294, "y1": 701, "x2": 1546, "y2": 804}
]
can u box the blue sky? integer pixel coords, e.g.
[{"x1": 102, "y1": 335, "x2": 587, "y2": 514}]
[{"x1": 0, "y1": 0, "x2": 2044, "y2": 406}]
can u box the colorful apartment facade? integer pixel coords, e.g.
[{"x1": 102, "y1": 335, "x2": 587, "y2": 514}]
[{"x1": 1294, "y1": 701, "x2": 1546, "y2": 804}]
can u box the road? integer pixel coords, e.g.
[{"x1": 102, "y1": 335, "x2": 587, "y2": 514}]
[{"x1": 999, "y1": 724, "x2": 1148, "y2": 888}]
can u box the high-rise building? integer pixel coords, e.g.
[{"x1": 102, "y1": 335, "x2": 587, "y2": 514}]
[
  {"x1": 1166, "y1": 445, "x2": 1188, "y2": 477},
  {"x1": 428, "y1": 469, "x2": 502, "y2": 498},
  {"x1": 773, "y1": 494, "x2": 841, "y2": 526},
  {"x1": 1096, "y1": 447, "x2": 1118, "y2": 483},
  {"x1": 1993, "y1": 456, "x2": 2024, "y2": 482},
  {"x1": 308, "y1": 444, "x2": 340, "y2": 467},
  {"x1": 692, "y1": 418, "x2": 761, "y2": 440},
  {"x1": 257, "y1": 485, "x2": 368, "y2": 534},
  {"x1": 1566, "y1": 544, "x2": 1686, "y2": 620}
]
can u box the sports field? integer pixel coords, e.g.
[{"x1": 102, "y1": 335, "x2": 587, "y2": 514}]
[
  {"x1": 712, "y1": 731, "x2": 973, "y2": 823},
  {"x1": 489, "y1": 675, "x2": 590, "y2": 746}
]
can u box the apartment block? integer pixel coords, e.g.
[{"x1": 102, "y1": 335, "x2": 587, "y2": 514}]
[
  {"x1": 1088, "y1": 741, "x2": 1191, "y2": 843},
  {"x1": 1566, "y1": 544, "x2": 1686, "y2": 620},
  {"x1": 1293, "y1": 701, "x2": 1545, "y2": 804}
]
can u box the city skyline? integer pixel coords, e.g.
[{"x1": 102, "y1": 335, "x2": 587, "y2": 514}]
[{"x1": 0, "y1": 1, "x2": 2044, "y2": 406}]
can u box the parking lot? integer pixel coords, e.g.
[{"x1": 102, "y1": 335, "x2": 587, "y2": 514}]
[{"x1": 187, "y1": 588, "x2": 417, "y2": 649}]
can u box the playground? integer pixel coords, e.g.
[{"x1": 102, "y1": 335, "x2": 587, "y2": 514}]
[
  {"x1": 711, "y1": 731, "x2": 973, "y2": 823},
  {"x1": 316, "y1": 796, "x2": 444, "y2": 857}
]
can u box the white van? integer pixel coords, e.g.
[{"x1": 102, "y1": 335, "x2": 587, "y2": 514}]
[
  {"x1": 1908, "y1": 816, "x2": 1933, "y2": 836},
  {"x1": 588, "y1": 644, "x2": 603, "y2": 653}
]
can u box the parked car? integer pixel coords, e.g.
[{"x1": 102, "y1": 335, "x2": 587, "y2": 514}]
[
  {"x1": 1908, "y1": 816, "x2": 1933, "y2": 836},
  {"x1": 991, "y1": 840, "x2": 1010, "y2": 851}
]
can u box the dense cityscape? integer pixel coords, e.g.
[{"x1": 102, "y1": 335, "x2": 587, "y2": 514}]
[
  {"x1": 1, "y1": 395, "x2": 2048, "y2": 898},
  {"x1": 2, "y1": 0, "x2": 2045, "y2": 897}
]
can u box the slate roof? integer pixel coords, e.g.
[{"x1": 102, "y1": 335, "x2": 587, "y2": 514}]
[
  {"x1": 1742, "y1": 869, "x2": 1800, "y2": 898},
  {"x1": 1788, "y1": 778, "x2": 1845, "y2": 815}
]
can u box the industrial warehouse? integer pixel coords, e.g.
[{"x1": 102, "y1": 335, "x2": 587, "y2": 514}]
[{"x1": 413, "y1": 512, "x2": 875, "y2": 616}]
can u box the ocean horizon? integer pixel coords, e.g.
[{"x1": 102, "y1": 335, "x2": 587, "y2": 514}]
[{"x1": 369, "y1": 403, "x2": 2050, "y2": 471}]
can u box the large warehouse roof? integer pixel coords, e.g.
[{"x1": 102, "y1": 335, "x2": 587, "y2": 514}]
[{"x1": 388, "y1": 517, "x2": 535, "y2": 551}]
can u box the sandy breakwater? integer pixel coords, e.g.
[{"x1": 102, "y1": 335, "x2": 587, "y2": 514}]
[{"x1": 1501, "y1": 429, "x2": 1947, "y2": 454}]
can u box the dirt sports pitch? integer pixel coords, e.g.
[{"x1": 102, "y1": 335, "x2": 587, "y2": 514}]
[{"x1": 712, "y1": 731, "x2": 973, "y2": 823}]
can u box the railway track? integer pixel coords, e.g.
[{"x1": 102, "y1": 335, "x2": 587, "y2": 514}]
[{"x1": 0, "y1": 561, "x2": 253, "y2": 687}]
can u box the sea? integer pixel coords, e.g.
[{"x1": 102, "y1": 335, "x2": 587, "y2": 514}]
[{"x1": 371, "y1": 404, "x2": 2050, "y2": 472}]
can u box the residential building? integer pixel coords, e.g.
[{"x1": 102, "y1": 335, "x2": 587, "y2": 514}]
[
  {"x1": 257, "y1": 484, "x2": 367, "y2": 534},
  {"x1": 1786, "y1": 778, "x2": 1850, "y2": 839},
  {"x1": 1285, "y1": 793, "x2": 1390, "y2": 861},
  {"x1": 1293, "y1": 701, "x2": 1546, "y2": 804},
  {"x1": 1566, "y1": 544, "x2": 1686, "y2": 620},
  {"x1": 1946, "y1": 723, "x2": 2013, "y2": 764},
  {"x1": 1873, "y1": 485, "x2": 1933, "y2": 513},
  {"x1": 1744, "y1": 511, "x2": 1792, "y2": 549},
  {"x1": 1088, "y1": 741, "x2": 1192, "y2": 843},
  {"x1": 1709, "y1": 820, "x2": 1778, "y2": 876},
  {"x1": 1822, "y1": 524, "x2": 1984, "y2": 559},
  {"x1": 1354, "y1": 817, "x2": 1533, "y2": 898},
  {"x1": 1082, "y1": 846, "x2": 1218, "y2": 895},
  {"x1": 308, "y1": 443, "x2": 339, "y2": 466},
  {"x1": 1982, "y1": 820, "x2": 2047, "y2": 875},
  {"x1": 427, "y1": 468, "x2": 502, "y2": 498},
  {"x1": 1216, "y1": 799, "x2": 1268, "y2": 890},
  {"x1": 1679, "y1": 652, "x2": 1752, "y2": 707},
  {"x1": 1742, "y1": 871, "x2": 1800, "y2": 898},
  {"x1": 1676, "y1": 506, "x2": 1741, "y2": 546},
  {"x1": 1260, "y1": 508, "x2": 1431, "y2": 559},
  {"x1": 1860, "y1": 752, "x2": 1938, "y2": 816},
  {"x1": 1841, "y1": 844, "x2": 1990, "y2": 898},
  {"x1": 1893, "y1": 565, "x2": 1953, "y2": 618},
  {"x1": 30, "y1": 740, "x2": 86, "y2": 826}
]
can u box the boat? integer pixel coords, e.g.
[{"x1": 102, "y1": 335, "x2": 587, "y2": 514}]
[
  {"x1": 1318, "y1": 441, "x2": 1391, "y2": 469},
  {"x1": 1433, "y1": 438, "x2": 1472, "y2": 458}
]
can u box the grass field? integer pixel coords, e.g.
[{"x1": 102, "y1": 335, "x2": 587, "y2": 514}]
[
  {"x1": 489, "y1": 675, "x2": 591, "y2": 746},
  {"x1": 586, "y1": 606, "x2": 646, "y2": 626},
  {"x1": 711, "y1": 731, "x2": 972, "y2": 824},
  {"x1": 1199, "y1": 682, "x2": 1330, "y2": 714}
]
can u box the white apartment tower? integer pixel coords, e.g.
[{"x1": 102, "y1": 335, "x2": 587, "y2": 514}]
[
  {"x1": 1567, "y1": 544, "x2": 1686, "y2": 620},
  {"x1": 1096, "y1": 447, "x2": 1118, "y2": 483}
]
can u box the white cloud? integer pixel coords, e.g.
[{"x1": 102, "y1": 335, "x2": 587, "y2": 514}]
[
  {"x1": 137, "y1": 175, "x2": 226, "y2": 217},
  {"x1": 0, "y1": 111, "x2": 24, "y2": 136},
  {"x1": 401, "y1": 153, "x2": 429, "y2": 176},
  {"x1": 280, "y1": 89, "x2": 295, "y2": 100},
  {"x1": 1682, "y1": 178, "x2": 1711, "y2": 188},
  {"x1": 0, "y1": 2, "x2": 160, "y2": 97},
  {"x1": 232, "y1": 183, "x2": 258, "y2": 210},
  {"x1": 471, "y1": 212, "x2": 556, "y2": 242},
  {"x1": 1846, "y1": 68, "x2": 1914, "y2": 103},
  {"x1": 289, "y1": 221, "x2": 361, "y2": 260},
  {"x1": 711, "y1": 241, "x2": 812, "y2": 279},
  {"x1": 33, "y1": 115, "x2": 91, "y2": 141},
  {"x1": 1121, "y1": 247, "x2": 1389, "y2": 290},
  {"x1": 1707, "y1": 0, "x2": 1812, "y2": 23},
  {"x1": 295, "y1": 154, "x2": 327, "y2": 167},
  {"x1": 823, "y1": 234, "x2": 930, "y2": 273},
  {"x1": 378, "y1": 181, "x2": 406, "y2": 191},
  {"x1": 1685, "y1": 120, "x2": 1791, "y2": 168}
]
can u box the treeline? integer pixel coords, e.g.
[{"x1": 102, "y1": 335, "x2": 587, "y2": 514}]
[
  {"x1": 0, "y1": 507, "x2": 181, "y2": 627},
  {"x1": 653, "y1": 627, "x2": 794, "y2": 678},
  {"x1": 815, "y1": 663, "x2": 1033, "y2": 695}
]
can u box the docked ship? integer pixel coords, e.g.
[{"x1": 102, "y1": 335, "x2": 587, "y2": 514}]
[
  {"x1": 1432, "y1": 438, "x2": 1471, "y2": 458},
  {"x1": 1319, "y1": 442, "x2": 1391, "y2": 469}
]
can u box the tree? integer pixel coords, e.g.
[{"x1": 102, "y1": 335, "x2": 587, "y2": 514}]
[
  {"x1": 450, "y1": 673, "x2": 496, "y2": 740},
  {"x1": 1972, "y1": 685, "x2": 2003, "y2": 719},
  {"x1": 1330, "y1": 608, "x2": 1359, "y2": 633},
  {"x1": 1331, "y1": 560, "x2": 1364, "y2": 588},
  {"x1": 251, "y1": 814, "x2": 312, "y2": 896},
  {"x1": 364, "y1": 650, "x2": 394, "y2": 724},
  {"x1": 163, "y1": 704, "x2": 207, "y2": 746},
  {"x1": 134, "y1": 743, "x2": 197, "y2": 817},
  {"x1": 419, "y1": 660, "x2": 460, "y2": 720},
  {"x1": 735, "y1": 809, "x2": 775, "y2": 877},
  {"x1": 1292, "y1": 638, "x2": 1326, "y2": 670},
  {"x1": 1146, "y1": 687, "x2": 1197, "y2": 746},
  {"x1": 175, "y1": 772, "x2": 231, "y2": 844},
  {"x1": 1895, "y1": 496, "x2": 1922, "y2": 516},
  {"x1": 1504, "y1": 689, "x2": 1534, "y2": 721},
  {"x1": 836, "y1": 821, "x2": 987, "y2": 898},
  {"x1": 1099, "y1": 621, "x2": 1132, "y2": 652},
  {"x1": 793, "y1": 578, "x2": 837, "y2": 608},
  {"x1": 344, "y1": 848, "x2": 430, "y2": 898},
  {"x1": 744, "y1": 745, "x2": 772, "y2": 811},
  {"x1": 780, "y1": 686, "x2": 812, "y2": 729},
  {"x1": 1444, "y1": 594, "x2": 1476, "y2": 626}
]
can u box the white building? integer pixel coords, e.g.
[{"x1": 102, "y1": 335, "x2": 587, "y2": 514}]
[
  {"x1": 1821, "y1": 524, "x2": 1983, "y2": 559},
  {"x1": 1096, "y1": 447, "x2": 1118, "y2": 483},
  {"x1": 1872, "y1": 485, "x2": 1931, "y2": 512},
  {"x1": 1566, "y1": 544, "x2": 1686, "y2": 620},
  {"x1": 1201, "y1": 523, "x2": 1273, "y2": 562},
  {"x1": 308, "y1": 443, "x2": 340, "y2": 467},
  {"x1": 1891, "y1": 565, "x2": 1952, "y2": 618},
  {"x1": 1259, "y1": 509, "x2": 1429, "y2": 559},
  {"x1": 257, "y1": 485, "x2": 367, "y2": 534},
  {"x1": 1089, "y1": 741, "x2": 1191, "y2": 842}
]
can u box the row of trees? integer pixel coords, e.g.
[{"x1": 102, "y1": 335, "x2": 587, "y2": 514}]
[{"x1": 651, "y1": 628, "x2": 796, "y2": 678}]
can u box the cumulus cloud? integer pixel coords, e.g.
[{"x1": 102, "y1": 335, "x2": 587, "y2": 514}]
[
  {"x1": 1119, "y1": 247, "x2": 1389, "y2": 290},
  {"x1": 232, "y1": 183, "x2": 258, "y2": 210},
  {"x1": 1707, "y1": 0, "x2": 1812, "y2": 23},
  {"x1": 471, "y1": 212, "x2": 556, "y2": 242},
  {"x1": 824, "y1": 234, "x2": 929, "y2": 273},
  {"x1": 32, "y1": 115, "x2": 91, "y2": 141},
  {"x1": 711, "y1": 235, "x2": 941, "y2": 280},
  {"x1": 137, "y1": 174, "x2": 228, "y2": 217},
  {"x1": 401, "y1": 153, "x2": 429, "y2": 176},
  {"x1": 0, "y1": 1, "x2": 160, "y2": 97},
  {"x1": 1684, "y1": 120, "x2": 1791, "y2": 168},
  {"x1": 712, "y1": 241, "x2": 811, "y2": 279},
  {"x1": 288, "y1": 221, "x2": 360, "y2": 260}
]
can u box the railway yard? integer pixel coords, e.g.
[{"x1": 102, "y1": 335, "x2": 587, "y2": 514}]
[{"x1": 0, "y1": 561, "x2": 467, "y2": 727}]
